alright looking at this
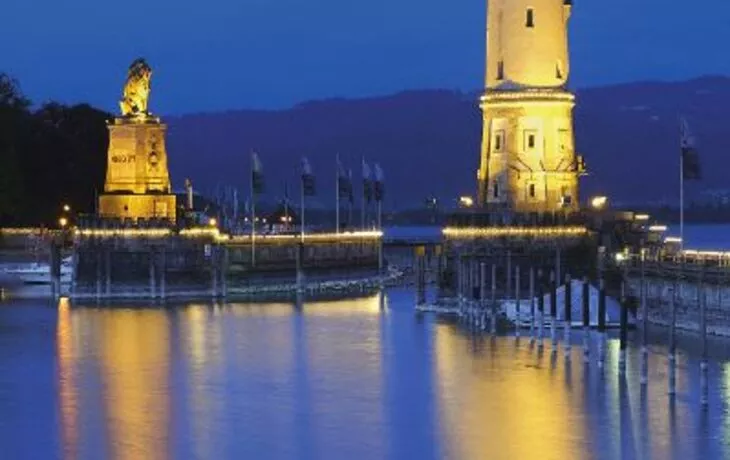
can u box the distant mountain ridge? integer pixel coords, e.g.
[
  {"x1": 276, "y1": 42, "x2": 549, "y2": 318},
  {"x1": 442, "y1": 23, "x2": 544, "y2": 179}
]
[{"x1": 165, "y1": 76, "x2": 730, "y2": 209}]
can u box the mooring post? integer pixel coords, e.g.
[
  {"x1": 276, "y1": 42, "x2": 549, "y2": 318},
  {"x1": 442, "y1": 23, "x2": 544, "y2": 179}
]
[
  {"x1": 564, "y1": 274, "x2": 572, "y2": 356},
  {"x1": 537, "y1": 269, "x2": 545, "y2": 346},
  {"x1": 515, "y1": 265, "x2": 521, "y2": 337},
  {"x1": 160, "y1": 249, "x2": 167, "y2": 301},
  {"x1": 220, "y1": 246, "x2": 229, "y2": 299},
  {"x1": 416, "y1": 246, "x2": 426, "y2": 306},
  {"x1": 490, "y1": 263, "x2": 497, "y2": 334},
  {"x1": 550, "y1": 270, "x2": 557, "y2": 351},
  {"x1": 596, "y1": 278, "x2": 607, "y2": 367},
  {"x1": 211, "y1": 244, "x2": 219, "y2": 299},
  {"x1": 506, "y1": 250, "x2": 512, "y2": 301},
  {"x1": 477, "y1": 262, "x2": 485, "y2": 329},
  {"x1": 619, "y1": 280, "x2": 628, "y2": 376},
  {"x1": 149, "y1": 246, "x2": 156, "y2": 299},
  {"x1": 457, "y1": 254, "x2": 464, "y2": 304},
  {"x1": 700, "y1": 272, "x2": 708, "y2": 406},
  {"x1": 598, "y1": 278, "x2": 607, "y2": 368},
  {"x1": 105, "y1": 246, "x2": 111, "y2": 297},
  {"x1": 296, "y1": 242, "x2": 305, "y2": 297},
  {"x1": 49, "y1": 241, "x2": 60, "y2": 299},
  {"x1": 529, "y1": 266, "x2": 536, "y2": 340},
  {"x1": 582, "y1": 276, "x2": 590, "y2": 362},
  {"x1": 640, "y1": 246, "x2": 648, "y2": 386},
  {"x1": 96, "y1": 249, "x2": 102, "y2": 300},
  {"x1": 668, "y1": 279, "x2": 677, "y2": 396}
]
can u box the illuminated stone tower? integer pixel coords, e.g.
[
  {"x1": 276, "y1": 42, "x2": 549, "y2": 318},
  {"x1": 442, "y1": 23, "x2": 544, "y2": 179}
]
[
  {"x1": 476, "y1": 0, "x2": 584, "y2": 213},
  {"x1": 98, "y1": 59, "x2": 176, "y2": 221}
]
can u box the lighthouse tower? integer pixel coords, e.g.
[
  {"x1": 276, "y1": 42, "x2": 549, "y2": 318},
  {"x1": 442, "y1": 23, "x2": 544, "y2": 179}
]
[{"x1": 476, "y1": 0, "x2": 584, "y2": 213}]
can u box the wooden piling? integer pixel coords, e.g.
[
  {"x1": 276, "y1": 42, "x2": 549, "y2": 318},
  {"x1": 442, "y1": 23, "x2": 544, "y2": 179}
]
[
  {"x1": 506, "y1": 250, "x2": 512, "y2": 300},
  {"x1": 598, "y1": 278, "x2": 606, "y2": 368},
  {"x1": 211, "y1": 245, "x2": 219, "y2": 299},
  {"x1": 582, "y1": 276, "x2": 590, "y2": 362},
  {"x1": 700, "y1": 272, "x2": 708, "y2": 406},
  {"x1": 149, "y1": 247, "x2": 156, "y2": 299},
  {"x1": 96, "y1": 250, "x2": 102, "y2": 300},
  {"x1": 640, "y1": 247, "x2": 648, "y2": 386},
  {"x1": 515, "y1": 266, "x2": 521, "y2": 337},
  {"x1": 537, "y1": 269, "x2": 545, "y2": 346},
  {"x1": 160, "y1": 249, "x2": 167, "y2": 301},
  {"x1": 221, "y1": 246, "x2": 229, "y2": 299},
  {"x1": 105, "y1": 247, "x2": 111, "y2": 297},
  {"x1": 668, "y1": 278, "x2": 677, "y2": 396},
  {"x1": 619, "y1": 283, "x2": 628, "y2": 376},
  {"x1": 550, "y1": 271, "x2": 557, "y2": 350},
  {"x1": 564, "y1": 274, "x2": 572, "y2": 356},
  {"x1": 529, "y1": 267, "x2": 536, "y2": 340},
  {"x1": 416, "y1": 246, "x2": 426, "y2": 305},
  {"x1": 490, "y1": 264, "x2": 497, "y2": 334}
]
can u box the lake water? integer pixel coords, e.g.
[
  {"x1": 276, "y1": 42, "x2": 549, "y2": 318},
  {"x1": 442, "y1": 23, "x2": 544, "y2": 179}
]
[{"x1": 1, "y1": 288, "x2": 730, "y2": 459}]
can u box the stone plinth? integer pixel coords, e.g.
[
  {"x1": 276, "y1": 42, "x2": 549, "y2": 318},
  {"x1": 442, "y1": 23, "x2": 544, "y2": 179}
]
[{"x1": 99, "y1": 116, "x2": 176, "y2": 221}]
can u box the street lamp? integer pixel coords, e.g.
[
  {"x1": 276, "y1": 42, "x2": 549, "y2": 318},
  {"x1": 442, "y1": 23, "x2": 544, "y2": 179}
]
[
  {"x1": 459, "y1": 196, "x2": 474, "y2": 208},
  {"x1": 591, "y1": 196, "x2": 608, "y2": 210},
  {"x1": 208, "y1": 217, "x2": 217, "y2": 227},
  {"x1": 63, "y1": 204, "x2": 71, "y2": 213},
  {"x1": 59, "y1": 217, "x2": 68, "y2": 228}
]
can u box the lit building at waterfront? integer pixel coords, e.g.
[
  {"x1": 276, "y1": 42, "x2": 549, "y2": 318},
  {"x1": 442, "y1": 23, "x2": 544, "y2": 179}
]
[{"x1": 476, "y1": 0, "x2": 585, "y2": 213}]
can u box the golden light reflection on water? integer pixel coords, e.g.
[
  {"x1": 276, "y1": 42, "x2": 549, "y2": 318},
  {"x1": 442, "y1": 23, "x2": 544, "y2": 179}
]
[
  {"x1": 57, "y1": 297, "x2": 78, "y2": 459},
  {"x1": 434, "y1": 326, "x2": 586, "y2": 460},
  {"x1": 99, "y1": 309, "x2": 170, "y2": 460},
  {"x1": 57, "y1": 306, "x2": 172, "y2": 460}
]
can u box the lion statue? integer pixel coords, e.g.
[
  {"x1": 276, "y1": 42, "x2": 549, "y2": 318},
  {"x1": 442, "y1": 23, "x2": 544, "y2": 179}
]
[{"x1": 120, "y1": 58, "x2": 152, "y2": 117}]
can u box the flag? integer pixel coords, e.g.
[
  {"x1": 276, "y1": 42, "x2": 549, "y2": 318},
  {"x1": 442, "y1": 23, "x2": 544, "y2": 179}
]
[
  {"x1": 337, "y1": 157, "x2": 353, "y2": 200},
  {"x1": 681, "y1": 119, "x2": 701, "y2": 180},
  {"x1": 301, "y1": 157, "x2": 315, "y2": 196},
  {"x1": 373, "y1": 163, "x2": 384, "y2": 202},
  {"x1": 362, "y1": 159, "x2": 373, "y2": 203},
  {"x1": 251, "y1": 151, "x2": 264, "y2": 193}
]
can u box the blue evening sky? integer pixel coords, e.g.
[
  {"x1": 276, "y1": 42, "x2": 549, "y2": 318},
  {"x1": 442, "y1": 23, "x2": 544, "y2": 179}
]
[{"x1": 0, "y1": 0, "x2": 726, "y2": 114}]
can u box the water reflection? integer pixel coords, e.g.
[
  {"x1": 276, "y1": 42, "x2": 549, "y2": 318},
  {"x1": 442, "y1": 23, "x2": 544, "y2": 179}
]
[{"x1": 10, "y1": 292, "x2": 730, "y2": 459}]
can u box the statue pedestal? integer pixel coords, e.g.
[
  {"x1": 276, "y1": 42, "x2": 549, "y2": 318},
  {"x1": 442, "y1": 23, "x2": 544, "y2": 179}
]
[{"x1": 98, "y1": 116, "x2": 177, "y2": 221}]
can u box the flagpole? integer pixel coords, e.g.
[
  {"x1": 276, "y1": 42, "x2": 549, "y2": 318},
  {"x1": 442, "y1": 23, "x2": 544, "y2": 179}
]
[
  {"x1": 336, "y1": 154, "x2": 341, "y2": 234},
  {"x1": 361, "y1": 157, "x2": 366, "y2": 230},
  {"x1": 680, "y1": 139, "x2": 684, "y2": 251},
  {"x1": 251, "y1": 174, "x2": 256, "y2": 267},
  {"x1": 301, "y1": 174, "x2": 305, "y2": 241}
]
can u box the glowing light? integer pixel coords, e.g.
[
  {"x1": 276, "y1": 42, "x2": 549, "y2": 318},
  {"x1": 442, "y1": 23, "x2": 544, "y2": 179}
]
[
  {"x1": 59, "y1": 217, "x2": 68, "y2": 228},
  {"x1": 459, "y1": 196, "x2": 474, "y2": 208},
  {"x1": 614, "y1": 253, "x2": 627, "y2": 262},
  {"x1": 442, "y1": 226, "x2": 587, "y2": 239},
  {"x1": 63, "y1": 204, "x2": 71, "y2": 212},
  {"x1": 590, "y1": 196, "x2": 608, "y2": 210},
  {"x1": 634, "y1": 214, "x2": 650, "y2": 221},
  {"x1": 208, "y1": 218, "x2": 217, "y2": 227},
  {"x1": 648, "y1": 225, "x2": 668, "y2": 232},
  {"x1": 664, "y1": 237, "x2": 682, "y2": 244}
]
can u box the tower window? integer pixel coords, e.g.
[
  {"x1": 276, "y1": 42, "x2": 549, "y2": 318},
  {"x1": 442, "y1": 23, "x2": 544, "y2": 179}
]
[
  {"x1": 529, "y1": 183, "x2": 536, "y2": 198},
  {"x1": 524, "y1": 130, "x2": 537, "y2": 150},
  {"x1": 526, "y1": 8, "x2": 534, "y2": 28},
  {"x1": 497, "y1": 61, "x2": 504, "y2": 80},
  {"x1": 493, "y1": 182, "x2": 500, "y2": 198},
  {"x1": 493, "y1": 130, "x2": 504, "y2": 152}
]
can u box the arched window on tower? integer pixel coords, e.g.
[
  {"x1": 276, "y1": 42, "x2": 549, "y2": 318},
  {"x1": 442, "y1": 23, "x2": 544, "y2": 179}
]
[
  {"x1": 497, "y1": 61, "x2": 504, "y2": 81},
  {"x1": 493, "y1": 182, "x2": 500, "y2": 198},
  {"x1": 526, "y1": 8, "x2": 534, "y2": 28}
]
